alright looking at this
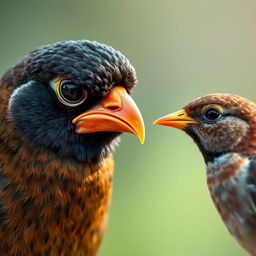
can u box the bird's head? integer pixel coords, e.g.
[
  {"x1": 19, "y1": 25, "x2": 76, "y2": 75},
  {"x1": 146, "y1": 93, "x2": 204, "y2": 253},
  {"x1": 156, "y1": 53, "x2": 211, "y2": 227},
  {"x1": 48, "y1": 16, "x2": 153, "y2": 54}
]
[
  {"x1": 4, "y1": 40, "x2": 144, "y2": 163},
  {"x1": 154, "y1": 94, "x2": 256, "y2": 162}
]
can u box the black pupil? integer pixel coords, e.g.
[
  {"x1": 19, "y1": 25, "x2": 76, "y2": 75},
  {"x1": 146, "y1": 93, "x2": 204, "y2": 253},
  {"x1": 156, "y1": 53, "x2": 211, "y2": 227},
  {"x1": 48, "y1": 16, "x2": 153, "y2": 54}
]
[
  {"x1": 60, "y1": 83, "x2": 83, "y2": 103},
  {"x1": 205, "y1": 108, "x2": 220, "y2": 120}
]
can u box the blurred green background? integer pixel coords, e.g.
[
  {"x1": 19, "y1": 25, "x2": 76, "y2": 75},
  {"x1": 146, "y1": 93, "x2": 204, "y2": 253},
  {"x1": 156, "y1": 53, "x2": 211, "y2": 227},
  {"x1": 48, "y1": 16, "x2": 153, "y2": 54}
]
[{"x1": 1, "y1": 0, "x2": 255, "y2": 255}]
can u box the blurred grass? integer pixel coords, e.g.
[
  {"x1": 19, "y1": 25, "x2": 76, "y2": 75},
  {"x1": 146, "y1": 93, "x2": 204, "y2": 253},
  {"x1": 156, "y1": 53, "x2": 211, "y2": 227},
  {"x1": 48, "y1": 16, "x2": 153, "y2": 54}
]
[{"x1": 0, "y1": 0, "x2": 254, "y2": 255}]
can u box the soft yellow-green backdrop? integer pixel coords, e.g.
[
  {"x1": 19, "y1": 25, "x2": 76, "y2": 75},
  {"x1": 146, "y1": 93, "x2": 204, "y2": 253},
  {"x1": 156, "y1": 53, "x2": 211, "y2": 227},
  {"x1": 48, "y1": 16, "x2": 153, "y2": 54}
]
[{"x1": 1, "y1": 1, "x2": 255, "y2": 255}]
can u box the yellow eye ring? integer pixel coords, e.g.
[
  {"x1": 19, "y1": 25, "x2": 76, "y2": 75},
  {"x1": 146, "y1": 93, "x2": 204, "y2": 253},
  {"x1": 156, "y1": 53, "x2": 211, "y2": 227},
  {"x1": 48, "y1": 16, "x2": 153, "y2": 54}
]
[
  {"x1": 202, "y1": 104, "x2": 223, "y2": 121},
  {"x1": 51, "y1": 78, "x2": 88, "y2": 107}
]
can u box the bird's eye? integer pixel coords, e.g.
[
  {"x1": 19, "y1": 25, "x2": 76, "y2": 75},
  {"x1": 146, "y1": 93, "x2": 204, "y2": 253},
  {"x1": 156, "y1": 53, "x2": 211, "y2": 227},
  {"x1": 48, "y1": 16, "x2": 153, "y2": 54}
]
[
  {"x1": 204, "y1": 108, "x2": 221, "y2": 121},
  {"x1": 59, "y1": 80, "x2": 84, "y2": 103},
  {"x1": 51, "y1": 78, "x2": 88, "y2": 107}
]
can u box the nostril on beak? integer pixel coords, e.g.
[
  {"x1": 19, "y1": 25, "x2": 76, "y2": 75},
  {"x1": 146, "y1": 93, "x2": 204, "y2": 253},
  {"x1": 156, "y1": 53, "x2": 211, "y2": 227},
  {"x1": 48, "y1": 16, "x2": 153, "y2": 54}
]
[
  {"x1": 102, "y1": 86, "x2": 123, "y2": 111},
  {"x1": 105, "y1": 105, "x2": 121, "y2": 111}
]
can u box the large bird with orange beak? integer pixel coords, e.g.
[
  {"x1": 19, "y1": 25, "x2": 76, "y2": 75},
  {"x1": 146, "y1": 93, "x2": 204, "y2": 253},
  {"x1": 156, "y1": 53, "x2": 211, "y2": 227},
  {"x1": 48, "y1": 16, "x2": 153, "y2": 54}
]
[
  {"x1": 154, "y1": 93, "x2": 256, "y2": 256},
  {"x1": 0, "y1": 40, "x2": 144, "y2": 256}
]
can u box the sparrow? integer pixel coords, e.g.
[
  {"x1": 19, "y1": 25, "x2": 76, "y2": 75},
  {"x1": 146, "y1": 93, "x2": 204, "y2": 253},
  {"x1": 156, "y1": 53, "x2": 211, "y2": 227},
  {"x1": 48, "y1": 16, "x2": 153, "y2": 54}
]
[
  {"x1": 0, "y1": 40, "x2": 145, "y2": 256},
  {"x1": 154, "y1": 93, "x2": 256, "y2": 256}
]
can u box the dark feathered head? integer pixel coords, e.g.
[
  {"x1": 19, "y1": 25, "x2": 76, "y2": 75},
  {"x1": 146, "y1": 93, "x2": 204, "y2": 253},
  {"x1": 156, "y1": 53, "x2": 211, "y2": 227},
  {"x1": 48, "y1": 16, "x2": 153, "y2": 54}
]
[{"x1": 3, "y1": 40, "x2": 144, "y2": 163}]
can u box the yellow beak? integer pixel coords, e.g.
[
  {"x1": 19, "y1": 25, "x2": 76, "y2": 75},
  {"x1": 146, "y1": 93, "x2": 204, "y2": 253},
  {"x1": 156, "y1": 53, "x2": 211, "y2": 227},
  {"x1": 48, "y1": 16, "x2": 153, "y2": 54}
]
[{"x1": 153, "y1": 109, "x2": 198, "y2": 130}]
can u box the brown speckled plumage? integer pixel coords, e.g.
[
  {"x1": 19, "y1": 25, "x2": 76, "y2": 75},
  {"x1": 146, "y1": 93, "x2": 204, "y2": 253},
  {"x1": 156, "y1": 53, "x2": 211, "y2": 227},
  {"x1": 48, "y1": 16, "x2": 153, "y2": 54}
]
[
  {"x1": 185, "y1": 94, "x2": 256, "y2": 155},
  {"x1": 155, "y1": 93, "x2": 256, "y2": 256}
]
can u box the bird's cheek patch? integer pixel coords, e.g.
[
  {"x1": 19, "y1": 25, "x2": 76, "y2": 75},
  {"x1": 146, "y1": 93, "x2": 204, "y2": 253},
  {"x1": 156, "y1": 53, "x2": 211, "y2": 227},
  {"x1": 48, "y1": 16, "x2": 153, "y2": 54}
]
[
  {"x1": 7, "y1": 81, "x2": 35, "y2": 120},
  {"x1": 194, "y1": 119, "x2": 249, "y2": 152}
]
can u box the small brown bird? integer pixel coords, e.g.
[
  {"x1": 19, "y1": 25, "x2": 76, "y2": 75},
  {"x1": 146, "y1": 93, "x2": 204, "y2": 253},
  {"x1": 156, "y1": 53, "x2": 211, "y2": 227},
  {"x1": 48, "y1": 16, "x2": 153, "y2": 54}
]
[
  {"x1": 0, "y1": 40, "x2": 144, "y2": 255},
  {"x1": 154, "y1": 93, "x2": 256, "y2": 256}
]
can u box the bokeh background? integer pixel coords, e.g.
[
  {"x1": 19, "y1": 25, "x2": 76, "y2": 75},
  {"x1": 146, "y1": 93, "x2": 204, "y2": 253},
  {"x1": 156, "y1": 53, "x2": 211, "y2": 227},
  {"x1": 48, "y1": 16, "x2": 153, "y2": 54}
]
[{"x1": 1, "y1": 0, "x2": 255, "y2": 255}]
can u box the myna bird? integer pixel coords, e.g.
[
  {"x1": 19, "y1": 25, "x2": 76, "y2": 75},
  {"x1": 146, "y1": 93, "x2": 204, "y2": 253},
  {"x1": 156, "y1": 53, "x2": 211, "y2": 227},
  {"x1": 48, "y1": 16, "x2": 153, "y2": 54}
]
[
  {"x1": 154, "y1": 93, "x2": 256, "y2": 256},
  {"x1": 0, "y1": 40, "x2": 144, "y2": 256}
]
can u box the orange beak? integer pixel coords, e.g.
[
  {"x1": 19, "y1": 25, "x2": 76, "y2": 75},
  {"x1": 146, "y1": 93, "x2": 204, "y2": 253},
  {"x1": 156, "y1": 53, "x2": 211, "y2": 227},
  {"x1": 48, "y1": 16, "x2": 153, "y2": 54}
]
[
  {"x1": 72, "y1": 86, "x2": 145, "y2": 144},
  {"x1": 153, "y1": 109, "x2": 198, "y2": 130}
]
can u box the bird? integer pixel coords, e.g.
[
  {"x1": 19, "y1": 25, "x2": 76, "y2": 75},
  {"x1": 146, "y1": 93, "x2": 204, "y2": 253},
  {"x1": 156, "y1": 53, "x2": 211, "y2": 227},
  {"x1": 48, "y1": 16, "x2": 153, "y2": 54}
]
[
  {"x1": 0, "y1": 40, "x2": 145, "y2": 256},
  {"x1": 154, "y1": 93, "x2": 256, "y2": 256}
]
